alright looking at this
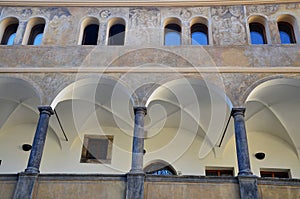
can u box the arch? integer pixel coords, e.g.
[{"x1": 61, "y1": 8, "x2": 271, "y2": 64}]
[
  {"x1": 50, "y1": 76, "x2": 135, "y2": 147},
  {"x1": 144, "y1": 78, "x2": 232, "y2": 161},
  {"x1": 245, "y1": 78, "x2": 300, "y2": 158},
  {"x1": 78, "y1": 17, "x2": 99, "y2": 45},
  {"x1": 277, "y1": 14, "x2": 298, "y2": 44},
  {"x1": 107, "y1": 17, "x2": 126, "y2": 45},
  {"x1": 23, "y1": 17, "x2": 46, "y2": 45},
  {"x1": 248, "y1": 15, "x2": 268, "y2": 44},
  {"x1": 164, "y1": 17, "x2": 181, "y2": 46},
  {"x1": 0, "y1": 17, "x2": 19, "y2": 45},
  {"x1": 144, "y1": 160, "x2": 177, "y2": 175},
  {"x1": 190, "y1": 17, "x2": 209, "y2": 45}
]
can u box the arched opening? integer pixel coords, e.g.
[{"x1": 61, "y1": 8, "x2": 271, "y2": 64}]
[
  {"x1": 245, "y1": 78, "x2": 300, "y2": 178},
  {"x1": 164, "y1": 18, "x2": 181, "y2": 46},
  {"x1": 144, "y1": 161, "x2": 176, "y2": 175},
  {"x1": 0, "y1": 17, "x2": 19, "y2": 45},
  {"x1": 278, "y1": 22, "x2": 296, "y2": 44},
  {"x1": 277, "y1": 15, "x2": 297, "y2": 44},
  {"x1": 190, "y1": 17, "x2": 209, "y2": 46},
  {"x1": 248, "y1": 16, "x2": 268, "y2": 45},
  {"x1": 28, "y1": 24, "x2": 45, "y2": 45},
  {"x1": 23, "y1": 17, "x2": 46, "y2": 45},
  {"x1": 108, "y1": 18, "x2": 125, "y2": 46},
  {"x1": 249, "y1": 22, "x2": 266, "y2": 44},
  {"x1": 191, "y1": 23, "x2": 208, "y2": 45},
  {"x1": 144, "y1": 78, "x2": 233, "y2": 175},
  {"x1": 82, "y1": 24, "x2": 99, "y2": 45},
  {"x1": 48, "y1": 77, "x2": 135, "y2": 173}
]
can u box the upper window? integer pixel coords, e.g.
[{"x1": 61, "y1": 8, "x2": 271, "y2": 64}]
[
  {"x1": 164, "y1": 18, "x2": 181, "y2": 46},
  {"x1": 82, "y1": 24, "x2": 99, "y2": 45},
  {"x1": 206, "y1": 167, "x2": 234, "y2": 177},
  {"x1": 0, "y1": 17, "x2": 19, "y2": 45},
  {"x1": 277, "y1": 15, "x2": 298, "y2": 44},
  {"x1": 278, "y1": 22, "x2": 296, "y2": 44},
  {"x1": 249, "y1": 22, "x2": 267, "y2": 44},
  {"x1": 28, "y1": 24, "x2": 45, "y2": 45},
  {"x1": 108, "y1": 18, "x2": 125, "y2": 46},
  {"x1": 191, "y1": 23, "x2": 208, "y2": 45},
  {"x1": 23, "y1": 17, "x2": 46, "y2": 45},
  {"x1": 80, "y1": 135, "x2": 113, "y2": 164},
  {"x1": 248, "y1": 16, "x2": 268, "y2": 45}
]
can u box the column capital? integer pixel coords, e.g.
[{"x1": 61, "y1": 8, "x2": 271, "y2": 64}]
[
  {"x1": 231, "y1": 107, "x2": 246, "y2": 117},
  {"x1": 134, "y1": 106, "x2": 147, "y2": 115},
  {"x1": 38, "y1": 106, "x2": 54, "y2": 116}
]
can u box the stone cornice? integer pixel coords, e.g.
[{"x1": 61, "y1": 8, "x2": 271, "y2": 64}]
[
  {"x1": 0, "y1": 0, "x2": 299, "y2": 7},
  {"x1": 0, "y1": 67, "x2": 299, "y2": 73}
]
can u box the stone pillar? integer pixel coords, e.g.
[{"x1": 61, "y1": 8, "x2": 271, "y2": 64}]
[
  {"x1": 13, "y1": 106, "x2": 54, "y2": 199},
  {"x1": 231, "y1": 108, "x2": 252, "y2": 176},
  {"x1": 126, "y1": 107, "x2": 147, "y2": 199},
  {"x1": 14, "y1": 21, "x2": 27, "y2": 45},
  {"x1": 130, "y1": 106, "x2": 147, "y2": 173},
  {"x1": 232, "y1": 108, "x2": 259, "y2": 199},
  {"x1": 25, "y1": 106, "x2": 54, "y2": 173},
  {"x1": 182, "y1": 21, "x2": 190, "y2": 45}
]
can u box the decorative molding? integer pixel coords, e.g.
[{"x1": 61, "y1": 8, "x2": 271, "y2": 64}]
[
  {"x1": 0, "y1": 67, "x2": 300, "y2": 73},
  {"x1": 0, "y1": 0, "x2": 299, "y2": 7}
]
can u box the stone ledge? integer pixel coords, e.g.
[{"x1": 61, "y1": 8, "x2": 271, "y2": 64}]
[{"x1": 0, "y1": 0, "x2": 299, "y2": 7}]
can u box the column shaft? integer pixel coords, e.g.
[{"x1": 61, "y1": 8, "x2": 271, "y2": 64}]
[
  {"x1": 130, "y1": 107, "x2": 147, "y2": 173},
  {"x1": 25, "y1": 106, "x2": 54, "y2": 174},
  {"x1": 231, "y1": 108, "x2": 253, "y2": 176}
]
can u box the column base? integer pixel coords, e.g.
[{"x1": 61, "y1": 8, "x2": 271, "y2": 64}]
[
  {"x1": 126, "y1": 173, "x2": 145, "y2": 199},
  {"x1": 238, "y1": 175, "x2": 259, "y2": 199},
  {"x1": 13, "y1": 172, "x2": 39, "y2": 199},
  {"x1": 238, "y1": 169, "x2": 253, "y2": 176}
]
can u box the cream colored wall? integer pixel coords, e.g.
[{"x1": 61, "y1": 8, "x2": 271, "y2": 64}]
[
  {"x1": 248, "y1": 132, "x2": 300, "y2": 178},
  {"x1": 1, "y1": 122, "x2": 300, "y2": 178}
]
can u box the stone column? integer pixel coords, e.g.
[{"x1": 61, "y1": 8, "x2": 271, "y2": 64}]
[
  {"x1": 232, "y1": 108, "x2": 259, "y2": 199},
  {"x1": 130, "y1": 106, "x2": 147, "y2": 173},
  {"x1": 181, "y1": 21, "x2": 190, "y2": 45},
  {"x1": 14, "y1": 21, "x2": 27, "y2": 45},
  {"x1": 126, "y1": 107, "x2": 147, "y2": 199},
  {"x1": 25, "y1": 106, "x2": 54, "y2": 173},
  {"x1": 231, "y1": 108, "x2": 252, "y2": 176},
  {"x1": 13, "y1": 106, "x2": 54, "y2": 199}
]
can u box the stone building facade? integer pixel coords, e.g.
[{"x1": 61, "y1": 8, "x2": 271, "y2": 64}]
[{"x1": 0, "y1": 0, "x2": 300, "y2": 198}]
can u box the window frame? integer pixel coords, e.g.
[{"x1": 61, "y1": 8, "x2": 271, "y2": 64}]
[
  {"x1": 260, "y1": 169, "x2": 290, "y2": 179},
  {"x1": 80, "y1": 135, "x2": 113, "y2": 164},
  {"x1": 205, "y1": 167, "x2": 235, "y2": 177}
]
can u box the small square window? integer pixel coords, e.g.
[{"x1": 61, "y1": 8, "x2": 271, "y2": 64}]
[
  {"x1": 80, "y1": 135, "x2": 113, "y2": 164},
  {"x1": 206, "y1": 167, "x2": 234, "y2": 177},
  {"x1": 260, "y1": 169, "x2": 290, "y2": 178}
]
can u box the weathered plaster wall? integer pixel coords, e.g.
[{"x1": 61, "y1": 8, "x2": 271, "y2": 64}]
[{"x1": 0, "y1": 175, "x2": 17, "y2": 199}]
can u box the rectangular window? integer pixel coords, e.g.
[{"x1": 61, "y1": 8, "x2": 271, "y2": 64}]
[
  {"x1": 80, "y1": 135, "x2": 113, "y2": 164},
  {"x1": 205, "y1": 167, "x2": 234, "y2": 177},
  {"x1": 260, "y1": 169, "x2": 290, "y2": 178}
]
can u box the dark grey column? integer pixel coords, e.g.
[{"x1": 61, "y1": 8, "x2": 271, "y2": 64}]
[
  {"x1": 13, "y1": 106, "x2": 54, "y2": 199},
  {"x1": 232, "y1": 108, "x2": 259, "y2": 199},
  {"x1": 25, "y1": 106, "x2": 54, "y2": 173},
  {"x1": 126, "y1": 107, "x2": 147, "y2": 199},
  {"x1": 130, "y1": 106, "x2": 147, "y2": 173},
  {"x1": 231, "y1": 108, "x2": 252, "y2": 176}
]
